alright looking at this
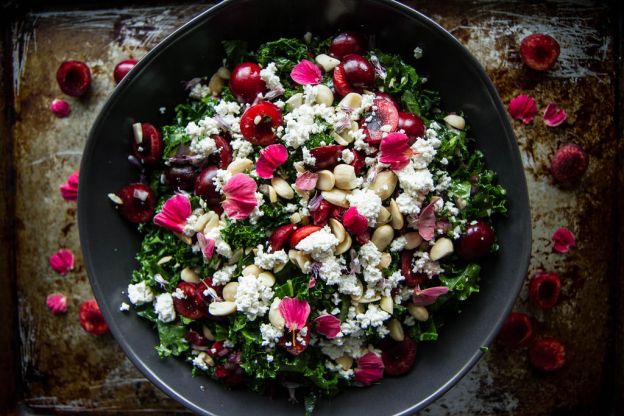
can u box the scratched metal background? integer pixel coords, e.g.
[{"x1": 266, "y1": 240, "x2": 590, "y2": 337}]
[{"x1": 3, "y1": 1, "x2": 620, "y2": 414}]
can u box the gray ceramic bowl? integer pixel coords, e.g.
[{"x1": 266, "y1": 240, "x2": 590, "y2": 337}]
[{"x1": 78, "y1": 0, "x2": 531, "y2": 414}]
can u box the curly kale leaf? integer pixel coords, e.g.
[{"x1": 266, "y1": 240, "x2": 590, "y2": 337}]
[
  {"x1": 155, "y1": 321, "x2": 189, "y2": 357},
  {"x1": 222, "y1": 40, "x2": 249, "y2": 66},
  {"x1": 439, "y1": 263, "x2": 481, "y2": 301},
  {"x1": 220, "y1": 203, "x2": 291, "y2": 248}
]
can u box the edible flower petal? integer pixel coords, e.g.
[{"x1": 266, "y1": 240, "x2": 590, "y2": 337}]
[
  {"x1": 290, "y1": 60, "x2": 322, "y2": 85},
  {"x1": 50, "y1": 98, "x2": 71, "y2": 118},
  {"x1": 256, "y1": 144, "x2": 288, "y2": 179},
  {"x1": 314, "y1": 314, "x2": 341, "y2": 338},
  {"x1": 222, "y1": 173, "x2": 258, "y2": 220},
  {"x1": 343, "y1": 207, "x2": 369, "y2": 235},
  {"x1": 307, "y1": 276, "x2": 316, "y2": 289},
  {"x1": 79, "y1": 298, "x2": 109, "y2": 336},
  {"x1": 552, "y1": 226, "x2": 576, "y2": 253},
  {"x1": 196, "y1": 232, "x2": 216, "y2": 259},
  {"x1": 379, "y1": 132, "x2": 413, "y2": 170},
  {"x1": 46, "y1": 292, "x2": 68, "y2": 314},
  {"x1": 416, "y1": 201, "x2": 436, "y2": 241},
  {"x1": 279, "y1": 297, "x2": 310, "y2": 331},
  {"x1": 153, "y1": 194, "x2": 192, "y2": 234},
  {"x1": 508, "y1": 95, "x2": 538, "y2": 124},
  {"x1": 543, "y1": 103, "x2": 567, "y2": 127},
  {"x1": 296, "y1": 171, "x2": 319, "y2": 191},
  {"x1": 49, "y1": 248, "x2": 75, "y2": 276},
  {"x1": 59, "y1": 170, "x2": 79, "y2": 201},
  {"x1": 412, "y1": 285, "x2": 449, "y2": 306},
  {"x1": 354, "y1": 352, "x2": 384, "y2": 386}
]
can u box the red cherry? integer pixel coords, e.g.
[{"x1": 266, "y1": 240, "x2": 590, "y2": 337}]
[
  {"x1": 290, "y1": 225, "x2": 322, "y2": 248},
  {"x1": 185, "y1": 328, "x2": 208, "y2": 347},
  {"x1": 240, "y1": 102, "x2": 282, "y2": 146},
  {"x1": 269, "y1": 224, "x2": 298, "y2": 251},
  {"x1": 131, "y1": 123, "x2": 163, "y2": 167},
  {"x1": 401, "y1": 249, "x2": 426, "y2": 287},
  {"x1": 79, "y1": 299, "x2": 109, "y2": 336},
  {"x1": 116, "y1": 183, "x2": 156, "y2": 223},
  {"x1": 229, "y1": 62, "x2": 266, "y2": 103},
  {"x1": 529, "y1": 337, "x2": 566, "y2": 372},
  {"x1": 398, "y1": 112, "x2": 425, "y2": 143},
  {"x1": 528, "y1": 272, "x2": 561, "y2": 310},
  {"x1": 379, "y1": 336, "x2": 418, "y2": 376},
  {"x1": 56, "y1": 60, "x2": 91, "y2": 97},
  {"x1": 350, "y1": 150, "x2": 366, "y2": 174},
  {"x1": 308, "y1": 144, "x2": 344, "y2": 170},
  {"x1": 519, "y1": 34, "x2": 560, "y2": 72},
  {"x1": 375, "y1": 92, "x2": 400, "y2": 108},
  {"x1": 114, "y1": 59, "x2": 138, "y2": 84},
  {"x1": 194, "y1": 166, "x2": 222, "y2": 212},
  {"x1": 165, "y1": 165, "x2": 198, "y2": 192},
  {"x1": 329, "y1": 32, "x2": 366, "y2": 59},
  {"x1": 172, "y1": 282, "x2": 206, "y2": 320},
  {"x1": 211, "y1": 135, "x2": 233, "y2": 169},
  {"x1": 332, "y1": 64, "x2": 354, "y2": 96},
  {"x1": 310, "y1": 200, "x2": 333, "y2": 226},
  {"x1": 365, "y1": 97, "x2": 399, "y2": 144},
  {"x1": 457, "y1": 220, "x2": 496, "y2": 261},
  {"x1": 498, "y1": 312, "x2": 533, "y2": 348},
  {"x1": 341, "y1": 54, "x2": 375, "y2": 90}
]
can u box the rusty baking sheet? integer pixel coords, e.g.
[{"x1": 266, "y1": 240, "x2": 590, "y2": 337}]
[{"x1": 5, "y1": 1, "x2": 619, "y2": 414}]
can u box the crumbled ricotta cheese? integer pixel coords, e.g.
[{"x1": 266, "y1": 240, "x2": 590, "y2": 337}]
[
  {"x1": 127, "y1": 281, "x2": 154, "y2": 305},
  {"x1": 260, "y1": 323, "x2": 284, "y2": 348},
  {"x1": 212, "y1": 264, "x2": 237, "y2": 286},
  {"x1": 389, "y1": 236, "x2": 407, "y2": 252},
  {"x1": 412, "y1": 251, "x2": 444, "y2": 278},
  {"x1": 341, "y1": 149, "x2": 355, "y2": 164},
  {"x1": 295, "y1": 226, "x2": 339, "y2": 260},
  {"x1": 154, "y1": 293, "x2": 176, "y2": 323},
  {"x1": 347, "y1": 189, "x2": 382, "y2": 225},
  {"x1": 119, "y1": 302, "x2": 130, "y2": 312},
  {"x1": 235, "y1": 274, "x2": 274, "y2": 321},
  {"x1": 192, "y1": 352, "x2": 210, "y2": 371},
  {"x1": 254, "y1": 245, "x2": 289, "y2": 270},
  {"x1": 230, "y1": 138, "x2": 254, "y2": 159},
  {"x1": 302, "y1": 146, "x2": 316, "y2": 165},
  {"x1": 212, "y1": 169, "x2": 232, "y2": 192},
  {"x1": 281, "y1": 103, "x2": 336, "y2": 149},
  {"x1": 260, "y1": 62, "x2": 283, "y2": 91},
  {"x1": 189, "y1": 83, "x2": 210, "y2": 99}
]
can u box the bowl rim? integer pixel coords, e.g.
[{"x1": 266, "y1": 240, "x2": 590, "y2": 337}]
[{"x1": 78, "y1": 0, "x2": 531, "y2": 414}]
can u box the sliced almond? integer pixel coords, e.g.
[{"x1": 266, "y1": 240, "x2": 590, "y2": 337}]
[
  {"x1": 388, "y1": 319, "x2": 405, "y2": 342},
  {"x1": 376, "y1": 206, "x2": 391, "y2": 225},
  {"x1": 271, "y1": 177, "x2": 294, "y2": 200},
  {"x1": 269, "y1": 298, "x2": 285, "y2": 328},
  {"x1": 132, "y1": 122, "x2": 143, "y2": 144},
  {"x1": 331, "y1": 131, "x2": 349, "y2": 146},
  {"x1": 157, "y1": 255, "x2": 173, "y2": 265},
  {"x1": 181, "y1": 267, "x2": 200, "y2": 283},
  {"x1": 408, "y1": 303, "x2": 429, "y2": 321},
  {"x1": 259, "y1": 184, "x2": 278, "y2": 204},
  {"x1": 336, "y1": 355, "x2": 354, "y2": 370},
  {"x1": 380, "y1": 295, "x2": 393, "y2": 314},
  {"x1": 202, "y1": 211, "x2": 220, "y2": 234},
  {"x1": 208, "y1": 73, "x2": 224, "y2": 97},
  {"x1": 321, "y1": 189, "x2": 349, "y2": 208},
  {"x1": 339, "y1": 92, "x2": 362, "y2": 109},
  {"x1": 293, "y1": 161, "x2": 306, "y2": 173},
  {"x1": 371, "y1": 225, "x2": 394, "y2": 251},
  {"x1": 315, "y1": 53, "x2": 340, "y2": 72},
  {"x1": 404, "y1": 232, "x2": 423, "y2": 250},
  {"x1": 369, "y1": 170, "x2": 397, "y2": 201},
  {"x1": 333, "y1": 164, "x2": 358, "y2": 190},
  {"x1": 176, "y1": 233, "x2": 192, "y2": 245},
  {"x1": 430, "y1": 237, "x2": 454, "y2": 261},
  {"x1": 316, "y1": 170, "x2": 335, "y2": 191},
  {"x1": 227, "y1": 158, "x2": 253, "y2": 174},
  {"x1": 444, "y1": 114, "x2": 465, "y2": 130},
  {"x1": 378, "y1": 252, "x2": 392, "y2": 269},
  {"x1": 191, "y1": 212, "x2": 212, "y2": 232},
  {"x1": 334, "y1": 233, "x2": 352, "y2": 255},
  {"x1": 288, "y1": 249, "x2": 311, "y2": 273},
  {"x1": 258, "y1": 272, "x2": 276, "y2": 287},
  {"x1": 242, "y1": 264, "x2": 262, "y2": 277},
  {"x1": 315, "y1": 84, "x2": 334, "y2": 106},
  {"x1": 328, "y1": 218, "x2": 346, "y2": 243},
  {"x1": 290, "y1": 212, "x2": 302, "y2": 224},
  {"x1": 222, "y1": 282, "x2": 239, "y2": 302},
  {"x1": 389, "y1": 199, "x2": 404, "y2": 230},
  {"x1": 208, "y1": 301, "x2": 237, "y2": 316}
]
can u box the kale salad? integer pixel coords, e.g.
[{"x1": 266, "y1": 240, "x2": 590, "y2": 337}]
[{"x1": 110, "y1": 32, "x2": 507, "y2": 412}]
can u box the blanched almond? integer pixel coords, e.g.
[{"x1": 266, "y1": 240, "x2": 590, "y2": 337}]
[
  {"x1": 227, "y1": 158, "x2": 253, "y2": 174},
  {"x1": 259, "y1": 184, "x2": 278, "y2": 204},
  {"x1": 329, "y1": 218, "x2": 346, "y2": 243},
  {"x1": 389, "y1": 199, "x2": 404, "y2": 230},
  {"x1": 208, "y1": 301, "x2": 237, "y2": 316},
  {"x1": 222, "y1": 282, "x2": 239, "y2": 302},
  {"x1": 315, "y1": 84, "x2": 334, "y2": 106},
  {"x1": 371, "y1": 225, "x2": 394, "y2": 251},
  {"x1": 258, "y1": 272, "x2": 276, "y2": 287},
  {"x1": 378, "y1": 252, "x2": 392, "y2": 269},
  {"x1": 388, "y1": 319, "x2": 405, "y2": 341},
  {"x1": 336, "y1": 355, "x2": 354, "y2": 370},
  {"x1": 334, "y1": 233, "x2": 352, "y2": 255},
  {"x1": 404, "y1": 232, "x2": 423, "y2": 250},
  {"x1": 444, "y1": 114, "x2": 465, "y2": 130},
  {"x1": 290, "y1": 212, "x2": 302, "y2": 224},
  {"x1": 288, "y1": 249, "x2": 311, "y2": 272},
  {"x1": 181, "y1": 267, "x2": 200, "y2": 283},
  {"x1": 408, "y1": 304, "x2": 429, "y2": 321},
  {"x1": 380, "y1": 295, "x2": 393, "y2": 314},
  {"x1": 208, "y1": 73, "x2": 223, "y2": 97},
  {"x1": 321, "y1": 189, "x2": 349, "y2": 208},
  {"x1": 316, "y1": 170, "x2": 335, "y2": 191},
  {"x1": 430, "y1": 237, "x2": 454, "y2": 261},
  {"x1": 339, "y1": 92, "x2": 362, "y2": 109},
  {"x1": 369, "y1": 170, "x2": 397, "y2": 201},
  {"x1": 217, "y1": 66, "x2": 231, "y2": 80},
  {"x1": 333, "y1": 164, "x2": 358, "y2": 190},
  {"x1": 202, "y1": 212, "x2": 220, "y2": 234},
  {"x1": 202, "y1": 325, "x2": 215, "y2": 341},
  {"x1": 376, "y1": 206, "x2": 391, "y2": 225},
  {"x1": 272, "y1": 177, "x2": 295, "y2": 200},
  {"x1": 157, "y1": 256, "x2": 173, "y2": 265},
  {"x1": 269, "y1": 298, "x2": 285, "y2": 328},
  {"x1": 191, "y1": 212, "x2": 212, "y2": 232},
  {"x1": 242, "y1": 264, "x2": 262, "y2": 277},
  {"x1": 315, "y1": 53, "x2": 340, "y2": 72}
]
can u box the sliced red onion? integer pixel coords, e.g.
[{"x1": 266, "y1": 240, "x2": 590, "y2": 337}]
[{"x1": 308, "y1": 191, "x2": 324, "y2": 210}]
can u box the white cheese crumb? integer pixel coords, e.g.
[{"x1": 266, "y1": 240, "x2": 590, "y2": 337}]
[
  {"x1": 154, "y1": 293, "x2": 176, "y2": 323},
  {"x1": 127, "y1": 281, "x2": 154, "y2": 305}
]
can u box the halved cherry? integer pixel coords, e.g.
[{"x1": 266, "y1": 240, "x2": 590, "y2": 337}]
[
  {"x1": 376, "y1": 92, "x2": 401, "y2": 109},
  {"x1": 229, "y1": 62, "x2": 266, "y2": 103},
  {"x1": 270, "y1": 224, "x2": 298, "y2": 251},
  {"x1": 519, "y1": 34, "x2": 560, "y2": 72},
  {"x1": 311, "y1": 200, "x2": 332, "y2": 226},
  {"x1": 350, "y1": 150, "x2": 366, "y2": 174},
  {"x1": 398, "y1": 112, "x2": 425, "y2": 144},
  {"x1": 379, "y1": 336, "x2": 418, "y2": 376},
  {"x1": 333, "y1": 64, "x2": 353, "y2": 96},
  {"x1": 211, "y1": 135, "x2": 233, "y2": 169},
  {"x1": 290, "y1": 225, "x2": 322, "y2": 248},
  {"x1": 278, "y1": 326, "x2": 311, "y2": 356},
  {"x1": 528, "y1": 272, "x2": 561, "y2": 310},
  {"x1": 400, "y1": 249, "x2": 426, "y2": 287},
  {"x1": 457, "y1": 220, "x2": 495, "y2": 261},
  {"x1": 131, "y1": 123, "x2": 163, "y2": 167},
  {"x1": 308, "y1": 145, "x2": 344, "y2": 170},
  {"x1": 116, "y1": 183, "x2": 156, "y2": 223},
  {"x1": 498, "y1": 312, "x2": 533, "y2": 348},
  {"x1": 172, "y1": 282, "x2": 206, "y2": 320},
  {"x1": 185, "y1": 328, "x2": 208, "y2": 347},
  {"x1": 329, "y1": 32, "x2": 366, "y2": 59},
  {"x1": 364, "y1": 97, "x2": 399, "y2": 144},
  {"x1": 341, "y1": 54, "x2": 375, "y2": 90},
  {"x1": 240, "y1": 102, "x2": 282, "y2": 146},
  {"x1": 56, "y1": 60, "x2": 91, "y2": 97},
  {"x1": 165, "y1": 164, "x2": 199, "y2": 192},
  {"x1": 199, "y1": 277, "x2": 223, "y2": 300},
  {"x1": 114, "y1": 59, "x2": 138, "y2": 84},
  {"x1": 529, "y1": 337, "x2": 566, "y2": 372},
  {"x1": 194, "y1": 166, "x2": 222, "y2": 213}
]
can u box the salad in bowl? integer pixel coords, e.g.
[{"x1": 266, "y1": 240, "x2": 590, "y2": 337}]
[{"x1": 110, "y1": 32, "x2": 507, "y2": 410}]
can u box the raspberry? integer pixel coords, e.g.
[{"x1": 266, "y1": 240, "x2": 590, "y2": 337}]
[
  {"x1": 379, "y1": 336, "x2": 418, "y2": 376},
  {"x1": 529, "y1": 337, "x2": 566, "y2": 371},
  {"x1": 550, "y1": 143, "x2": 589, "y2": 184},
  {"x1": 498, "y1": 312, "x2": 533, "y2": 348}
]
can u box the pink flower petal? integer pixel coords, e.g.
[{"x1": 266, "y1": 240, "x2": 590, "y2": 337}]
[
  {"x1": 412, "y1": 285, "x2": 449, "y2": 306},
  {"x1": 46, "y1": 292, "x2": 68, "y2": 314},
  {"x1": 49, "y1": 248, "x2": 75, "y2": 276},
  {"x1": 314, "y1": 314, "x2": 342, "y2": 338},
  {"x1": 379, "y1": 132, "x2": 413, "y2": 170},
  {"x1": 153, "y1": 194, "x2": 192, "y2": 234},
  {"x1": 279, "y1": 297, "x2": 311, "y2": 331},
  {"x1": 59, "y1": 170, "x2": 79, "y2": 201},
  {"x1": 196, "y1": 232, "x2": 216, "y2": 259},
  {"x1": 307, "y1": 276, "x2": 316, "y2": 288},
  {"x1": 552, "y1": 227, "x2": 576, "y2": 253},
  {"x1": 296, "y1": 171, "x2": 319, "y2": 191},
  {"x1": 416, "y1": 201, "x2": 436, "y2": 241},
  {"x1": 543, "y1": 103, "x2": 567, "y2": 127},
  {"x1": 508, "y1": 95, "x2": 538, "y2": 124},
  {"x1": 343, "y1": 207, "x2": 369, "y2": 235},
  {"x1": 50, "y1": 98, "x2": 71, "y2": 118},
  {"x1": 256, "y1": 144, "x2": 288, "y2": 179},
  {"x1": 290, "y1": 60, "x2": 322, "y2": 85},
  {"x1": 354, "y1": 352, "x2": 384, "y2": 386},
  {"x1": 222, "y1": 173, "x2": 258, "y2": 220}
]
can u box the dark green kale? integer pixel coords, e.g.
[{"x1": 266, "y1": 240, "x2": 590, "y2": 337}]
[
  {"x1": 155, "y1": 321, "x2": 190, "y2": 357},
  {"x1": 220, "y1": 202, "x2": 291, "y2": 249},
  {"x1": 439, "y1": 263, "x2": 481, "y2": 301},
  {"x1": 222, "y1": 40, "x2": 249, "y2": 66}
]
